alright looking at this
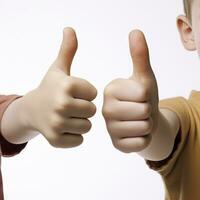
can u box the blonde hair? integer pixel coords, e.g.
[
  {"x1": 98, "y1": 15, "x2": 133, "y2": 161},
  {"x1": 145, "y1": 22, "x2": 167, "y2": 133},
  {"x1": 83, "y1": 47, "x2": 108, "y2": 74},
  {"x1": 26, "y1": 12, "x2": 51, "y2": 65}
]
[{"x1": 183, "y1": 0, "x2": 193, "y2": 21}]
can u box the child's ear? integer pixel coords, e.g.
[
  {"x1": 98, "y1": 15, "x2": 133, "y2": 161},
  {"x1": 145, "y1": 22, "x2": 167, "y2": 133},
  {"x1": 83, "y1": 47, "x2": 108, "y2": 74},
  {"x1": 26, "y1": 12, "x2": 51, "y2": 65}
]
[{"x1": 177, "y1": 15, "x2": 196, "y2": 51}]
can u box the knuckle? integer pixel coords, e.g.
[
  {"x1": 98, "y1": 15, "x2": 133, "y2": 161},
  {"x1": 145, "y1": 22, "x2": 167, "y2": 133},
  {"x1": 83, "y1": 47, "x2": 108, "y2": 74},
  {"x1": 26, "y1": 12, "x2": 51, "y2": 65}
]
[
  {"x1": 50, "y1": 115, "x2": 63, "y2": 131},
  {"x1": 104, "y1": 79, "x2": 121, "y2": 97},
  {"x1": 64, "y1": 79, "x2": 76, "y2": 93},
  {"x1": 104, "y1": 84, "x2": 114, "y2": 97},
  {"x1": 78, "y1": 77, "x2": 88, "y2": 84},
  {"x1": 63, "y1": 98, "x2": 73, "y2": 109},
  {"x1": 47, "y1": 134, "x2": 61, "y2": 148},
  {"x1": 102, "y1": 106, "x2": 114, "y2": 119},
  {"x1": 110, "y1": 78, "x2": 125, "y2": 85},
  {"x1": 55, "y1": 96, "x2": 73, "y2": 112}
]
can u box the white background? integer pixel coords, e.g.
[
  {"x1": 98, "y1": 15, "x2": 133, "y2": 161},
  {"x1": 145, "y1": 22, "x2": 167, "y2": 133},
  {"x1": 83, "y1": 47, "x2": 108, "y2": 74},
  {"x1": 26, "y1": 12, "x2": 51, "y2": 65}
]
[{"x1": 0, "y1": 0, "x2": 199, "y2": 199}]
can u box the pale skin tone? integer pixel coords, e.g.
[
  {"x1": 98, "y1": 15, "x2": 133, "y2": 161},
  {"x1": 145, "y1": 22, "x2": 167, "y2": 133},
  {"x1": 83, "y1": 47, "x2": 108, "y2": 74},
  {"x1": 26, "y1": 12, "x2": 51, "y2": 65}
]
[
  {"x1": 102, "y1": 1, "x2": 200, "y2": 161},
  {"x1": 1, "y1": 27, "x2": 97, "y2": 148},
  {"x1": 102, "y1": 31, "x2": 180, "y2": 161},
  {"x1": 1, "y1": 2, "x2": 199, "y2": 156}
]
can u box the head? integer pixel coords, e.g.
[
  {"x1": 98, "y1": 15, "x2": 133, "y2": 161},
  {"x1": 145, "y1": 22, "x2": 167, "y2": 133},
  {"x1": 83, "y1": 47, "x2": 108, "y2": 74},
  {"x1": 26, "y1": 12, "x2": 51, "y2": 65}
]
[{"x1": 177, "y1": 0, "x2": 200, "y2": 55}]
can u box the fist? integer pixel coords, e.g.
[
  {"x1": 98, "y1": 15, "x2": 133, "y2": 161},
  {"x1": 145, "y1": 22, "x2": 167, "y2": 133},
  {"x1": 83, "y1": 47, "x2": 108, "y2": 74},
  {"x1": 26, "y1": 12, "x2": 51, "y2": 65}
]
[
  {"x1": 25, "y1": 28, "x2": 97, "y2": 148},
  {"x1": 102, "y1": 30, "x2": 159, "y2": 153}
]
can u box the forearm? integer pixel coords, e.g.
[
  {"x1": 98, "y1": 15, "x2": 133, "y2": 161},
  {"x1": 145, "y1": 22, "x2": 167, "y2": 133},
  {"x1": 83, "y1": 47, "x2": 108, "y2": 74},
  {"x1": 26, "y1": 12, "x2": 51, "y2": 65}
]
[
  {"x1": 138, "y1": 108, "x2": 180, "y2": 161},
  {"x1": 1, "y1": 92, "x2": 40, "y2": 144}
]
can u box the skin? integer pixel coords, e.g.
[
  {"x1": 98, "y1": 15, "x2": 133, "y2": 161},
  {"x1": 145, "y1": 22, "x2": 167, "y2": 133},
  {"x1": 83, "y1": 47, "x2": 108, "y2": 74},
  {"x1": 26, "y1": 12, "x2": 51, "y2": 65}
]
[
  {"x1": 177, "y1": 1, "x2": 200, "y2": 53},
  {"x1": 1, "y1": 27, "x2": 97, "y2": 148},
  {"x1": 1, "y1": 2, "x2": 199, "y2": 155},
  {"x1": 102, "y1": 31, "x2": 180, "y2": 161},
  {"x1": 102, "y1": 3, "x2": 199, "y2": 161}
]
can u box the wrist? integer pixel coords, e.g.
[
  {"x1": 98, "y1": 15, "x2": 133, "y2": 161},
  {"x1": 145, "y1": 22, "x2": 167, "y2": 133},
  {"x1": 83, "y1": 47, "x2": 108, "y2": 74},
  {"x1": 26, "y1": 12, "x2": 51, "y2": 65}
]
[
  {"x1": 1, "y1": 92, "x2": 39, "y2": 144},
  {"x1": 20, "y1": 89, "x2": 40, "y2": 132},
  {"x1": 20, "y1": 90, "x2": 41, "y2": 141}
]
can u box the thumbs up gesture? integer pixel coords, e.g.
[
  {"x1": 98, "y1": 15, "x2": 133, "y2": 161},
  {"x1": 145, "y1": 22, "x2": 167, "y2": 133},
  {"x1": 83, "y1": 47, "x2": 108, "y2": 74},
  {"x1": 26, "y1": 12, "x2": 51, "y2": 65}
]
[
  {"x1": 23, "y1": 28, "x2": 97, "y2": 148},
  {"x1": 102, "y1": 30, "x2": 159, "y2": 153}
]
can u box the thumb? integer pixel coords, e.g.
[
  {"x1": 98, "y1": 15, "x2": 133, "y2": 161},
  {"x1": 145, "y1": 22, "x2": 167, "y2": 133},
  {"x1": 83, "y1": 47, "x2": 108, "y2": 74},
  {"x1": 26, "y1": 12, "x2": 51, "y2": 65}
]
[
  {"x1": 129, "y1": 30, "x2": 154, "y2": 81},
  {"x1": 55, "y1": 27, "x2": 78, "y2": 75}
]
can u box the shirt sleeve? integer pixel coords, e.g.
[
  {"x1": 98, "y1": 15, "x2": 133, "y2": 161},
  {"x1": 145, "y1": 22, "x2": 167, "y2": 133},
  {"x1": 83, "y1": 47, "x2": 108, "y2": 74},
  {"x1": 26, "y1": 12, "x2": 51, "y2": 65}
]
[
  {"x1": 145, "y1": 96, "x2": 191, "y2": 176},
  {"x1": 0, "y1": 94, "x2": 27, "y2": 157}
]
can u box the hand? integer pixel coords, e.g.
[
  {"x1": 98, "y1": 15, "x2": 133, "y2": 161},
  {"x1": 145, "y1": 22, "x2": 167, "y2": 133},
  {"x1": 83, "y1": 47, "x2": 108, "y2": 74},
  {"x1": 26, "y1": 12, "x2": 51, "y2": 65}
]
[
  {"x1": 102, "y1": 30, "x2": 159, "y2": 153},
  {"x1": 23, "y1": 27, "x2": 97, "y2": 148}
]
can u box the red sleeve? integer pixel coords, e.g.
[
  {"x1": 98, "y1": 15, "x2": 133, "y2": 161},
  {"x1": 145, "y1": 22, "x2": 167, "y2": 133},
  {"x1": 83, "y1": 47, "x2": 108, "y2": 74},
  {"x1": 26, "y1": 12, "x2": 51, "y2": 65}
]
[{"x1": 0, "y1": 94, "x2": 27, "y2": 157}]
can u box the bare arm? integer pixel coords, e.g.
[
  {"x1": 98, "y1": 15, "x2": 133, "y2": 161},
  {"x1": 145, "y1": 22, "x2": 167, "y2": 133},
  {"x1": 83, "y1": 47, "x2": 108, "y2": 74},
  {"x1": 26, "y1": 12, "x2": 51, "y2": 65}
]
[
  {"x1": 0, "y1": 28, "x2": 97, "y2": 148},
  {"x1": 1, "y1": 92, "x2": 39, "y2": 144},
  {"x1": 138, "y1": 108, "x2": 180, "y2": 161},
  {"x1": 102, "y1": 30, "x2": 181, "y2": 161}
]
